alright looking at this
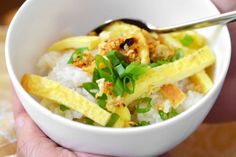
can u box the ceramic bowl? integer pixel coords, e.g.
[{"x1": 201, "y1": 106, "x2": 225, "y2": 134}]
[{"x1": 5, "y1": 0, "x2": 231, "y2": 156}]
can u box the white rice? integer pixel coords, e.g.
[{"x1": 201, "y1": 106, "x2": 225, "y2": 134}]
[
  {"x1": 38, "y1": 51, "x2": 204, "y2": 124},
  {"x1": 176, "y1": 90, "x2": 203, "y2": 113},
  {"x1": 151, "y1": 92, "x2": 164, "y2": 105},
  {"x1": 37, "y1": 51, "x2": 62, "y2": 75},
  {"x1": 38, "y1": 51, "x2": 95, "y2": 120},
  {"x1": 163, "y1": 100, "x2": 172, "y2": 113},
  {"x1": 137, "y1": 108, "x2": 162, "y2": 124},
  {"x1": 174, "y1": 78, "x2": 195, "y2": 92},
  {"x1": 138, "y1": 80, "x2": 203, "y2": 123},
  {"x1": 45, "y1": 51, "x2": 95, "y2": 102}
]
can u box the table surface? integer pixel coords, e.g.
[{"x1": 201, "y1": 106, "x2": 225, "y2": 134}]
[{"x1": 0, "y1": 26, "x2": 236, "y2": 157}]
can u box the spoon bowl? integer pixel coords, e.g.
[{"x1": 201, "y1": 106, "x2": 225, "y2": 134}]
[{"x1": 92, "y1": 11, "x2": 236, "y2": 34}]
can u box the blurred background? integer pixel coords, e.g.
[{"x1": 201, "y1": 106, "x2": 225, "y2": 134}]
[
  {"x1": 0, "y1": 0, "x2": 25, "y2": 25},
  {"x1": 0, "y1": 1, "x2": 236, "y2": 157},
  {"x1": 0, "y1": 1, "x2": 25, "y2": 156}
]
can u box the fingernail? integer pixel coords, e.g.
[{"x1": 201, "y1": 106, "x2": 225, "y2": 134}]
[{"x1": 16, "y1": 115, "x2": 25, "y2": 128}]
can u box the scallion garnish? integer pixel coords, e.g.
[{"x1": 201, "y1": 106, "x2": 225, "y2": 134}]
[
  {"x1": 159, "y1": 111, "x2": 168, "y2": 120},
  {"x1": 168, "y1": 108, "x2": 178, "y2": 118},
  {"x1": 159, "y1": 108, "x2": 178, "y2": 120},
  {"x1": 136, "y1": 97, "x2": 152, "y2": 113},
  {"x1": 85, "y1": 117, "x2": 94, "y2": 125},
  {"x1": 123, "y1": 75, "x2": 135, "y2": 94},
  {"x1": 156, "y1": 59, "x2": 171, "y2": 66},
  {"x1": 97, "y1": 94, "x2": 107, "y2": 109},
  {"x1": 149, "y1": 59, "x2": 171, "y2": 67},
  {"x1": 95, "y1": 54, "x2": 108, "y2": 69},
  {"x1": 83, "y1": 82, "x2": 99, "y2": 97},
  {"x1": 180, "y1": 34, "x2": 193, "y2": 46},
  {"x1": 59, "y1": 104, "x2": 70, "y2": 112},
  {"x1": 171, "y1": 48, "x2": 184, "y2": 61},
  {"x1": 92, "y1": 68, "x2": 100, "y2": 82},
  {"x1": 106, "y1": 50, "x2": 128, "y2": 67},
  {"x1": 67, "y1": 47, "x2": 88, "y2": 64},
  {"x1": 151, "y1": 48, "x2": 185, "y2": 67},
  {"x1": 97, "y1": 99, "x2": 106, "y2": 109},
  {"x1": 114, "y1": 64, "x2": 125, "y2": 77},
  {"x1": 124, "y1": 62, "x2": 150, "y2": 80},
  {"x1": 137, "y1": 121, "x2": 150, "y2": 126},
  {"x1": 105, "y1": 113, "x2": 120, "y2": 127},
  {"x1": 113, "y1": 78, "x2": 124, "y2": 96},
  {"x1": 91, "y1": 52, "x2": 151, "y2": 100},
  {"x1": 95, "y1": 55, "x2": 115, "y2": 83},
  {"x1": 106, "y1": 50, "x2": 121, "y2": 66}
]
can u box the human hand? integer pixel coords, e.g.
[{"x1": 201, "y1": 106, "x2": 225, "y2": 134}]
[{"x1": 13, "y1": 92, "x2": 107, "y2": 157}]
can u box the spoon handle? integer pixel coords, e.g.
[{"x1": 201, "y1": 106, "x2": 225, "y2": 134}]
[{"x1": 156, "y1": 10, "x2": 236, "y2": 33}]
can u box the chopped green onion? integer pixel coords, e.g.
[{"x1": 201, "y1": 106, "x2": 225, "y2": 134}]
[
  {"x1": 171, "y1": 48, "x2": 184, "y2": 61},
  {"x1": 92, "y1": 68, "x2": 100, "y2": 82},
  {"x1": 97, "y1": 99, "x2": 106, "y2": 109},
  {"x1": 150, "y1": 59, "x2": 172, "y2": 68},
  {"x1": 59, "y1": 104, "x2": 70, "y2": 112},
  {"x1": 113, "y1": 78, "x2": 124, "y2": 96},
  {"x1": 67, "y1": 47, "x2": 88, "y2": 64},
  {"x1": 98, "y1": 68, "x2": 115, "y2": 83},
  {"x1": 95, "y1": 55, "x2": 115, "y2": 83},
  {"x1": 136, "y1": 97, "x2": 152, "y2": 113},
  {"x1": 150, "y1": 60, "x2": 171, "y2": 67},
  {"x1": 106, "y1": 50, "x2": 121, "y2": 66},
  {"x1": 85, "y1": 117, "x2": 94, "y2": 125},
  {"x1": 95, "y1": 55, "x2": 108, "y2": 69},
  {"x1": 114, "y1": 64, "x2": 125, "y2": 77},
  {"x1": 105, "y1": 113, "x2": 120, "y2": 127},
  {"x1": 83, "y1": 82, "x2": 99, "y2": 97},
  {"x1": 150, "y1": 59, "x2": 171, "y2": 68},
  {"x1": 180, "y1": 34, "x2": 193, "y2": 46},
  {"x1": 159, "y1": 111, "x2": 168, "y2": 120},
  {"x1": 156, "y1": 59, "x2": 171, "y2": 66},
  {"x1": 137, "y1": 121, "x2": 150, "y2": 126},
  {"x1": 123, "y1": 75, "x2": 135, "y2": 94},
  {"x1": 159, "y1": 108, "x2": 178, "y2": 120},
  {"x1": 149, "y1": 63, "x2": 159, "y2": 68},
  {"x1": 151, "y1": 49, "x2": 185, "y2": 68},
  {"x1": 106, "y1": 50, "x2": 128, "y2": 67},
  {"x1": 97, "y1": 94, "x2": 107, "y2": 109},
  {"x1": 168, "y1": 108, "x2": 178, "y2": 118},
  {"x1": 124, "y1": 62, "x2": 150, "y2": 80}
]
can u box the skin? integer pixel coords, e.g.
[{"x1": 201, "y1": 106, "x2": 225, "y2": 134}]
[
  {"x1": 13, "y1": 93, "x2": 107, "y2": 157},
  {"x1": 13, "y1": 0, "x2": 236, "y2": 156}
]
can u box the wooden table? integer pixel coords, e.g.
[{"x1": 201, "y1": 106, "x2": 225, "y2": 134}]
[{"x1": 0, "y1": 27, "x2": 236, "y2": 157}]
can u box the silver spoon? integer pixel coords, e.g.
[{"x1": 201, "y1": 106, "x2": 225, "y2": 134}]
[{"x1": 92, "y1": 10, "x2": 236, "y2": 34}]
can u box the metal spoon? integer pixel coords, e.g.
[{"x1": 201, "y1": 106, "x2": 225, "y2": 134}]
[{"x1": 92, "y1": 10, "x2": 236, "y2": 34}]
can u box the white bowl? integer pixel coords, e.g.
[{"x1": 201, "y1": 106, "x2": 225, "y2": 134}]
[{"x1": 5, "y1": 0, "x2": 231, "y2": 156}]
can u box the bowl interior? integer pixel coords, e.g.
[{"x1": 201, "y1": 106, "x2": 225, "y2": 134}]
[{"x1": 6, "y1": 0, "x2": 231, "y2": 124}]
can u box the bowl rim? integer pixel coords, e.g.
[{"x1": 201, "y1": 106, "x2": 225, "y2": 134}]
[{"x1": 5, "y1": 0, "x2": 231, "y2": 134}]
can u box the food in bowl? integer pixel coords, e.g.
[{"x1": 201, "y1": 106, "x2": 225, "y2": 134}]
[{"x1": 21, "y1": 22, "x2": 215, "y2": 128}]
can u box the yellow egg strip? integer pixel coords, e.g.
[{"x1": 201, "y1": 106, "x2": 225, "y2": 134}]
[
  {"x1": 21, "y1": 74, "x2": 111, "y2": 126},
  {"x1": 190, "y1": 70, "x2": 213, "y2": 94},
  {"x1": 48, "y1": 36, "x2": 101, "y2": 51},
  {"x1": 124, "y1": 46, "x2": 216, "y2": 105},
  {"x1": 160, "y1": 84, "x2": 186, "y2": 108}
]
